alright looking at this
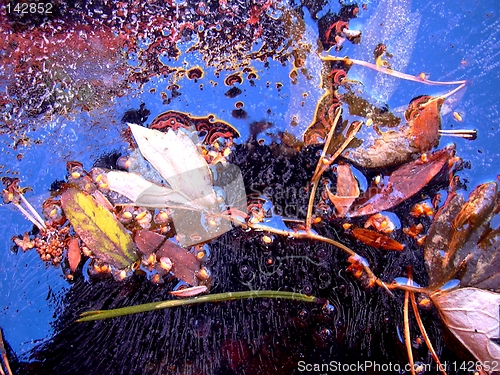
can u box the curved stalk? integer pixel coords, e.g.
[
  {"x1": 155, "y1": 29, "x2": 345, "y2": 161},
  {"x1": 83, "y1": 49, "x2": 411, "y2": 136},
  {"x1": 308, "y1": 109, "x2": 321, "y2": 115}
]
[
  {"x1": 0, "y1": 329, "x2": 12, "y2": 375},
  {"x1": 320, "y1": 56, "x2": 467, "y2": 86},
  {"x1": 306, "y1": 107, "x2": 342, "y2": 230},
  {"x1": 78, "y1": 290, "x2": 324, "y2": 322},
  {"x1": 410, "y1": 292, "x2": 447, "y2": 375},
  {"x1": 306, "y1": 110, "x2": 362, "y2": 230},
  {"x1": 404, "y1": 268, "x2": 416, "y2": 375}
]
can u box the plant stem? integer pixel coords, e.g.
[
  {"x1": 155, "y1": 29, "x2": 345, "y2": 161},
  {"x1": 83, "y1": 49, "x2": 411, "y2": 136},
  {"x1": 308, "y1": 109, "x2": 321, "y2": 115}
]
[
  {"x1": 320, "y1": 55, "x2": 467, "y2": 86},
  {"x1": 305, "y1": 110, "x2": 363, "y2": 230},
  {"x1": 404, "y1": 288, "x2": 416, "y2": 375},
  {"x1": 0, "y1": 329, "x2": 13, "y2": 375},
  {"x1": 404, "y1": 268, "x2": 416, "y2": 375},
  {"x1": 78, "y1": 290, "x2": 324, "y2": 322},
  {"x1": 18, "y1": 194, "x2": 46, "y2": 230},
  {"x1": 248, "y1": 222, "x2": 394, "y2": 293},
  {"x1": 410, "y1": 292, "x2": 447, "y2": 375},
  {"x1": 13, "y1": 203, "x2": 45, "y2": 231},
  {"x1": 306, "y1": 107, "x2": 342, "y2": 230}
]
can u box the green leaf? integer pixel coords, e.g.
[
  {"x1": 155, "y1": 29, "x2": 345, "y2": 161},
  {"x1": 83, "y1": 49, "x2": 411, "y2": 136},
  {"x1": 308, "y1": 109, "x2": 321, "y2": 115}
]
[{"x1": 61, "y1": 188, "x2": 137, "y2": 269}]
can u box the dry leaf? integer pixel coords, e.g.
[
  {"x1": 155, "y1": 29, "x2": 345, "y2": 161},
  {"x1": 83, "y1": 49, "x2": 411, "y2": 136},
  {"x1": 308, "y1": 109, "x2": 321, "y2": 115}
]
[
  {"x1": 170, "y1": 285, "x2": 208, "y2": 297},
  {"x1": 67, "y1": 237, "x2": 81, "y2": 272},
  {"x1": 461, "y1": 227, "x2": 500, "y2": 291},
  {"x1": 424, "y1": 182, "x2": 499, "y2": 288},
  {"x1": 106, "y1": 170, "x2": 191, "y2": 208},
  {"x1": 350, "y1": 145, "x2": 454, "y2": 217},
  {"x1": 134, "y1": 230, "x2": 202, "y2": 285},
  {"x1": 432, "y1": 288, "x2": 500, "y2": 363},
  {"x1": 134, "y1": 229, "x2": 165, "y2": 256},
  {"x1": 156, "y1": 239, "x2": 201, "y2": 285},
  {"x1": 352, "y1": 227, "x2": 404, "y2": 251},
  {"x1": 61, "y1": 188, "x2": 137, "y2": 269},
  {"x1": 129, "y1": 123, "x2": 217, "y2": 211},
  {"x1": 326, "y1": 164, "x2": 360, "y2": 217}
]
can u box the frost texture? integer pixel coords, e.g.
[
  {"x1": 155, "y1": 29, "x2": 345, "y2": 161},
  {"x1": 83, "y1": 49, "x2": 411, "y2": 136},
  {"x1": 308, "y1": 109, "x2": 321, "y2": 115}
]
[{"x1": 352, "y1": 0, "x2": 421, "y2": 104}]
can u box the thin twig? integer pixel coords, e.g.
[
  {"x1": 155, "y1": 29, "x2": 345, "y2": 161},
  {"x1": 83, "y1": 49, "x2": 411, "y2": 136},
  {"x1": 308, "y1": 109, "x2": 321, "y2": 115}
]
[
  {"x1": 0, "y1": 329, "x2": 13, "y2": 375},
  {"x1": 77, "y1": 290, "x2": 324, "y2": 322},
  {"x1": 320, "y1": 55, "x2": 467, "y2": 86},
  {"x1": 249, "y1": 221, "x2": 440, "y2": 294},
  {"x1": 13, "y1": 203, "x2": 45, "y2": 231},
  {"x1": 424, "y1": 83, "x2": 466, "y2": 105},
  {"x1": 18, "y1": 194, "x2": 46, "y2": 229},
  {"x1": 438, "y1": 129, "x2": 477, "y2": 140},
  {"x1": 410, "y1": 293, "x2": 447, "y2": 375},
  {"x1": 306, "y1": 111, "x2": 363, "y2": 230},
  {"x1": 306, "y1": 107, "x2": 342, "y2": 230},
  {"x1": 248, "y1": 222, "x2": 397, "y2": 294},
  {"x1": 404, "y1": 270, "x2": 416, "y2": 375}
]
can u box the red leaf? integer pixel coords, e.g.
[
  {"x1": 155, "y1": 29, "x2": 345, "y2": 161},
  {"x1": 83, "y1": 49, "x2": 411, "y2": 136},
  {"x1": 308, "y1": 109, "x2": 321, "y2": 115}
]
[
  {"x1": 326, "y1": 164, "x2": 360, "y2": 217},
  {"x1": 134, "y1": 230, "x2": 165, "y2": 256},
  {"x1": 350, "y1": 145, "x2": 454, "y2": 217},
  {"x1": 352, "y1": 228, "x2": 405, "y2": 251},
  {"x1": 68, "y1": 237, "x2": 81, "y2": 272},
  {"x1": 134, "y1": 230, "x2": 201, "y2": 285},
  {"x1": 156, "y1": 240, "x2": 201, "y2": 285}
]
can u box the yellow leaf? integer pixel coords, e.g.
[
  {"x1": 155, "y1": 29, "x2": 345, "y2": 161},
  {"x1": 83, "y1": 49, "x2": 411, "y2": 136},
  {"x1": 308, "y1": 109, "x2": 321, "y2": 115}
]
[{"x1": 61, "y1": 188, "x2": 137, "y2": 269}]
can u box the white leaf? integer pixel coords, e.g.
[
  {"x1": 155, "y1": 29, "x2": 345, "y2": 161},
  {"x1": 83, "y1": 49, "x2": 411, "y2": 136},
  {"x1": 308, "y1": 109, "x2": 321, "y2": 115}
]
[
  {"x1": 106, "y1": 170, "x2": 191, "y2": 207},
  {"x1": 129, "y1": 123, "x2": 217, "y2": 211},
  {"x1": 432, "y1": 287, "x2": 500, "y2": 362}
]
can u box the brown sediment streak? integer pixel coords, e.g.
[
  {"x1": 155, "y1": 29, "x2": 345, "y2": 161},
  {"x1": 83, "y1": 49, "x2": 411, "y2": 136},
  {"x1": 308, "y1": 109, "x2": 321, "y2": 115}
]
[{"x1": 150, "y1": 110, "x2": 240, "y2": 145}]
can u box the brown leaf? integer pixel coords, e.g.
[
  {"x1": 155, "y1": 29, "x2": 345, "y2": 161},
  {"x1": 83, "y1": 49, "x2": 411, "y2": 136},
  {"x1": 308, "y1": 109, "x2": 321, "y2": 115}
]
[
  {"x1": 424, "y1": 182, "x2": 499, "y2": 289},
  {"x1": 432, "y1": 288, "x2": 500, "y2": 363},
  {"x1": 170, "y1": 285, "x2": 208, "y2": 297},
  {"x1": 352, "y1": 228, "x2": 404, "y2": 251},
  {"x1": 326, "y1": 164, "x2": 360, "y2": 217},
  {"x1": 67, "y1": 237, "x2": 81, "y2": 272},
  {"x1": 156, "y1": 240, "x2": 201, "y2": 286},
  {"x1": 134, "y1": 230, "x2": 201, "y2": 285},
  {"x1": 342, "y1": 95, "x2": 443, "y2": 169},
  {"x1": 134, "y1": 230, "x2": 165, "y2": 257},
  {"x1": 350, "y1": 145, "x2": 454, "y2": 217}
]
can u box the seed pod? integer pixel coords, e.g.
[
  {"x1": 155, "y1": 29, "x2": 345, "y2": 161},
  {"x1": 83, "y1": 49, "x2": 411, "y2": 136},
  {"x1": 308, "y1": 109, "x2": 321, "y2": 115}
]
[
  {"x1": 159, "y1": 256, "x2": 173, "y2": 272},
  {"x1": 196, "y1": 266, "x2": 211, "y2": 281},
  {"x1": 170, "y1": 285, "x2": 208, "y2": 297}
]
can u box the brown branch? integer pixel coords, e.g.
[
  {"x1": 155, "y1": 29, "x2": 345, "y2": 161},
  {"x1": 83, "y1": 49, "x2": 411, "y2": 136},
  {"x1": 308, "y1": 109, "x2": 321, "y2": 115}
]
[
  {"x1": 306, "y1": 107, "x2": 342, "y2": 230},
  {"x1": 305, "y1": 110, "x2": 363, "y2": 230},
  {"x1": 320, "y1": 55, "x2": 467, "y2": 86},
  {"x1": 404, "y1": 269, "x2": 416, "y2": 375},
  {"x1": 410, "y1": 293, "x2": 447, "y2": 375},
  {"x1": 0, "y1": 329, "x2": 13, "y2": 375}
]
